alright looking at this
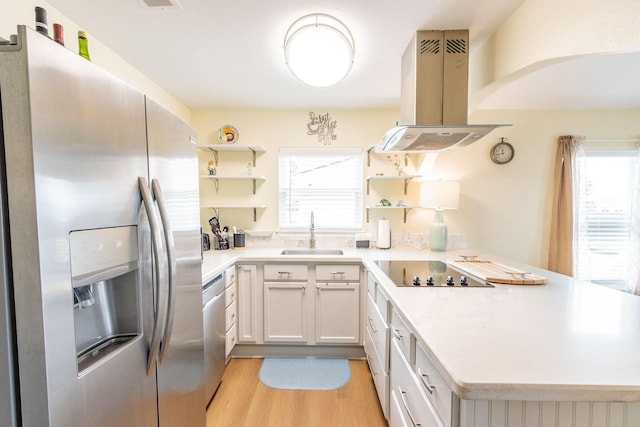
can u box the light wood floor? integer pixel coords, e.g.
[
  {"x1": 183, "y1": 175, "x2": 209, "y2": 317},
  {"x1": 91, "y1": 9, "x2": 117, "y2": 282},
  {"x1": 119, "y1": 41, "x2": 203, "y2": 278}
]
[{"x1": 206, "y1": 358, "x2": 388, "y2": 427}]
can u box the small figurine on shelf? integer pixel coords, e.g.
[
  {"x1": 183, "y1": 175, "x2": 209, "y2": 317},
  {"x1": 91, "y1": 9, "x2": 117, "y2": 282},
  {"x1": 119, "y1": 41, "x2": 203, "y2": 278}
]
[{"x1": 207, "y1": 160, "x2": 217, "y2": 176}]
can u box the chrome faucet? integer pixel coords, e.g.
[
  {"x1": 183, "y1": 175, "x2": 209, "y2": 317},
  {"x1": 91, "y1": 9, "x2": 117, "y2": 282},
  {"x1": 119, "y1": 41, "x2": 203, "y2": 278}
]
[{"x1": 309, "y1": 211, "x2": 316, "y2": 249}]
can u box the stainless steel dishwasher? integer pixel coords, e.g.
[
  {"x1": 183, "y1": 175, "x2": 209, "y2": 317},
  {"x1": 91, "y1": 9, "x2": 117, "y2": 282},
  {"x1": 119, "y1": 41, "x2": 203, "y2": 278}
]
[{"x1": 203, "y1": 272, "x2": 226, "y2": 406}]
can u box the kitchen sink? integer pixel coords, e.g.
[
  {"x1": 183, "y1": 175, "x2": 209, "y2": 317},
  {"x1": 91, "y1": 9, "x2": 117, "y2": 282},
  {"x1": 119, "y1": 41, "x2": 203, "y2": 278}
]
[{"x1": 280, "y1": 249, "x2": 344, "y2": 256}]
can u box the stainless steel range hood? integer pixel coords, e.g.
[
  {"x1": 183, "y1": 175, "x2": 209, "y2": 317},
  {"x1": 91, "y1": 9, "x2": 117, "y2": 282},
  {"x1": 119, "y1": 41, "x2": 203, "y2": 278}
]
[{"x1": 379, "y1": 30, "x2": 508, "y2": 152}]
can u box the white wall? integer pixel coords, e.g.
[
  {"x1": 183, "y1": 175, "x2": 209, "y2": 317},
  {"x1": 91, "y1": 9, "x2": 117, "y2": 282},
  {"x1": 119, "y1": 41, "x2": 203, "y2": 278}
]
[
  {"x1": 192, "y1": 108, "x2": 408, "y2": 238},
  {"x1": 4, "y1": 0, "x2": 638, "y2": 269},
  {"x1": 443, "y1": 109, "x2": 640, "y2": 267},
  {"x1": 492, "y1": 0, "x2": 640, "y2": 80},
  {"x1": 193, "y1": 108, "x2": 640, "y2": 268},
  {"x1": 0, "y1": 0, "x2": 191, "y2": 122}
]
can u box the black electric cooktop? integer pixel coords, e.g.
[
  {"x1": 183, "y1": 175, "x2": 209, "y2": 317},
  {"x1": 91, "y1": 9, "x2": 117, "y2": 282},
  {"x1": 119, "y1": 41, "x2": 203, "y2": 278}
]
[{"x1": 374, "y1": 260, "x2": 493, "y2": 288}]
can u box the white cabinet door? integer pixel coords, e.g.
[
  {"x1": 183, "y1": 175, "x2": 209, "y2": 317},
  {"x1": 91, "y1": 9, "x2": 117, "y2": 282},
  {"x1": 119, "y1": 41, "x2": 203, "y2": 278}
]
[
  {"x1": 315, "y1": 282, "x2": 360, "y2": 344},
  {"x1": 237, "y1": 264, "x2": 259, "y2": 343},
  {"x1": 264, "y1": 282, "x2": 309, "y2": 342}
]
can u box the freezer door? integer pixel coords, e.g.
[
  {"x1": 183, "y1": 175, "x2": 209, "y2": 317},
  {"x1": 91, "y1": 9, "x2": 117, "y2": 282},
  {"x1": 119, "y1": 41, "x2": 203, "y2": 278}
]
[
  {"x1": 145, "y1": 97, "x2": 205, "y2": 426},
  {"x1": 0, "y1": 27, "x2": 157, "y2": 426},
  {"x1": 0, "y1": 175, "x2": 17, "y2": 427}
]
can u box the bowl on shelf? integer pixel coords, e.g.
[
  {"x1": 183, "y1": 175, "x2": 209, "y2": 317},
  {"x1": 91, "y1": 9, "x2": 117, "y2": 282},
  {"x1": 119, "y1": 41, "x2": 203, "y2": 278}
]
[{"x1": 218, "y1": 125, "x2": 239, "y2": 144}]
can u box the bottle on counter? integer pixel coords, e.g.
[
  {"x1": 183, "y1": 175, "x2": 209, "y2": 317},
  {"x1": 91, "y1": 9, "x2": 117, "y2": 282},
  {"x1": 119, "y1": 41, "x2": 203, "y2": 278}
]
[
  {"x1": 53, "y1": 23, "x2": 64, "y2": 46},
  {"x1": 78, "y1": 31, "x2": 91, "y2": 61},
  {"x1": 34, "y1": 6, "x2": 49, "y2": 37}
]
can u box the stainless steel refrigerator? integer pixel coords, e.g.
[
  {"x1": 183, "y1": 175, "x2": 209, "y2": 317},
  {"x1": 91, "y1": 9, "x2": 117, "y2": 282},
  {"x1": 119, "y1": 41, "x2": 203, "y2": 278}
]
[{"x1": 0, "y1": 26, "x2": 205, "y2": 426}]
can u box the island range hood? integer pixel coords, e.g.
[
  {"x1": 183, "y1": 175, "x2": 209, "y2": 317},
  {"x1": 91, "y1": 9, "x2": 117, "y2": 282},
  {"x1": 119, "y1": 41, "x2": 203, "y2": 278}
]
[{"x1": 378, "y1": 30, "x2": 508, "y2": 152}]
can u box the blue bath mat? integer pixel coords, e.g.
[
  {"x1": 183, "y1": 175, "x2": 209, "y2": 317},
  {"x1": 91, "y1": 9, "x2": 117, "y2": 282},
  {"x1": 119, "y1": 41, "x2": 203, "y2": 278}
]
[{"x1": 259, "y1": 357, "x2": 351, "y2": 390}]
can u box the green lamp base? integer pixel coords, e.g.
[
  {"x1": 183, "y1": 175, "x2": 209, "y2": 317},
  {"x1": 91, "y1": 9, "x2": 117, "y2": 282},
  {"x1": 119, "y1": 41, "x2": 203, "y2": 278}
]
[{"x1": 429, "y1": 210, "x2": 448, "y2": 252}]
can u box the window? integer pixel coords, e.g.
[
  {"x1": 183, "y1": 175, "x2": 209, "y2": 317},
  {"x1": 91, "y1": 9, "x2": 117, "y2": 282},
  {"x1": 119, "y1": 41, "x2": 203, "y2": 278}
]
[
  {"x1": 574, "y1": 141, "x2": 640, "y2": 291},
  {"x1": 279, "y1": 148, "x2": 362, "y2": 231}
]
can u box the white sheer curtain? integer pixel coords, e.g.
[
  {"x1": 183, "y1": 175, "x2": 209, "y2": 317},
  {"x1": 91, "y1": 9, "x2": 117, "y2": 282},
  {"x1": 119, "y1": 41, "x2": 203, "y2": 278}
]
[{"x1": 628, "y1": 144, "x2": 640, "y2": 295}]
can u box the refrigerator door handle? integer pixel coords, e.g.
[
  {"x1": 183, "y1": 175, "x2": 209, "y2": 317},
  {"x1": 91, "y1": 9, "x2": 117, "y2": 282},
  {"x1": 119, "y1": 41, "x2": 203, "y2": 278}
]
[
  {"x1": 139, "y1": 177, "x2": 168, "y2": 375},
  {"x1": 152, "y1": 178, "x2": 177, "y2": 363}
]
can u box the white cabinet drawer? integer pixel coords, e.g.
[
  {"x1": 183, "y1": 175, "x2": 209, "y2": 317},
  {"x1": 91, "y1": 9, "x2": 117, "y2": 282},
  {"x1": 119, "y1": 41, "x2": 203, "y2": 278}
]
[
  {"x1": 376, "y1": 286, "x2": 390, "y2": 322},
  {"x1": 367, "y1": 273, "x2": 390, "y2": 321},
  {"x1": 264, "y1": 264, "x2": 308, "y2": 281},
  {"x1": 390, "y1": 340, "x2": 442, "y2": 427},
  {"x1": 389, "y1": 389, "x2": 412, "y2": 427},
  {"x1": 316, "y1": 264, "x2": 360, "y2": 281},
  {"x1": 367, "y1": 293, "x2": 389, "y2": 370},
  {"x1": 225, "y1": 323, "x2": 236, "y2": 358},
  {"x1": 415, "y1": 341, "x2": 455, "y2": 427},
  {"x1": 365, "y1": 325, "x2": 389, "y2": 419},
  {"x1": 367, "y1": 273, "x2": 376, "y2": 296},
  {"x1": 225, "y1": 282, "x2": 236, "y2": 308},
  {"x1": 225, "y1": 265, "x2": 235, "y2": 286},
  {"x1": 391, "y1": 308, "x2": 412, "y2": 362},
  {"x1": 225, "y1": 301, "x2": 236, "y2": 331}
]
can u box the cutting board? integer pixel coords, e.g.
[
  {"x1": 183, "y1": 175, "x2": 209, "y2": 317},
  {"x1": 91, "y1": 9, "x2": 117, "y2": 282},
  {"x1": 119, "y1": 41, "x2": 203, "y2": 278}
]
[{"x1": 448, "y1": 258, "x2": 547, "y2": 285}]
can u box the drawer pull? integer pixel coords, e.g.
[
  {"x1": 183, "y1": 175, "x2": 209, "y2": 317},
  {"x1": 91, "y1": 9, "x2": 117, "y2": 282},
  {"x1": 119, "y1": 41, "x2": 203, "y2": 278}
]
[
  {"x1": 417, "y1": 368, "x2": 436, "y2": 395},
  {"x1": 278, "y1": 271, "x2": 293, "y2": 278},
  {"x1": 399, "y1": 388, "x2": 422, "y2": 427},
  {"x1": 368, "y1": 317, "x2": 378, "y2": 333},
  {"x1": 331, "y1": 271, "x2": 346, "y2": 278},
  {"x1": 366, "y1": 355, "x2": 378, "y2": 376},
  {"x1": 392, "y1": 328, "x2": 404, "y2": 340}
]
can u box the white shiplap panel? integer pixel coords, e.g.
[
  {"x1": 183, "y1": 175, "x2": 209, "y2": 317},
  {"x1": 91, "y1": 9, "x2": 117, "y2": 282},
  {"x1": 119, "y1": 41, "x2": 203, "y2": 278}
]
[
  {"x1": 459, "y1": 400, "x2": 476, "y2": 427},
  {"x1": 591, "y1": 402, "x2": 608, "y2": 427},
  {"x1": 608, "y1": 402, "x2": 625, "y2": 427},
  {"x1": 557, "y1": 401, "x2": 575, "y2": 427},
  {"x1": 523, "y1": 401, "x2": 540, "y2": 426},
  {"x1": 541, "y1": 401, "x2": 557, "y2": 426},
  {"x1": 473, "y1": 400, "x2": 489, "y2": 427},
  {"x1": 506, "y1": 401, "x2": 524, "y2": 426},
  {"x1": 489, "y1": 400, "x2": 507, "y2": 427},
  {"x1": 459, "y1": 400, "x2": 640, "y2": 427},
  {"x1": 626, "y1": 402, "x2": 640, "y2": 426},
  {"x1": 575, "y1": 402, "x2": 590, "y2": 427}
]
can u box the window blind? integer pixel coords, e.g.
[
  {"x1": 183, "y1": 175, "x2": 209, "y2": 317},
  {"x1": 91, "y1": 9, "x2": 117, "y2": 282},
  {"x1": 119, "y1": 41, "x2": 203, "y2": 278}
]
[
  {"x1": 574, "y1": 143, "x2": 640, "y2": 290},
  {"x1": 279, "y1": 148, "x2": 363, "y2": 230}
]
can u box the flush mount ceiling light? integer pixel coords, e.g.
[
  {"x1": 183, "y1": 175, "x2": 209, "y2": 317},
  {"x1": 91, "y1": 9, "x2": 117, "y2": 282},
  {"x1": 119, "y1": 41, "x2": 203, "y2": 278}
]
[{"x1": 284, "y1": 13, "x2": 355, "y2": 87}]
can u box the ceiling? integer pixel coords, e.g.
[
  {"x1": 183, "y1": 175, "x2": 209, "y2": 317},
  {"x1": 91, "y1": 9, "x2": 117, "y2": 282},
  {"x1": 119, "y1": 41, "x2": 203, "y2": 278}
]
[{"x1": 45, "y1": 0, "x2": 640, "y2": 111}]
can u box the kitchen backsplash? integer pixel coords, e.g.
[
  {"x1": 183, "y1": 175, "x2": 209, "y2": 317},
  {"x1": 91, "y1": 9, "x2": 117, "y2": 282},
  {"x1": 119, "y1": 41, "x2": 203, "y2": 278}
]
[{"x1": 239, "y1": 232, "x2": 469, "y2": 251}]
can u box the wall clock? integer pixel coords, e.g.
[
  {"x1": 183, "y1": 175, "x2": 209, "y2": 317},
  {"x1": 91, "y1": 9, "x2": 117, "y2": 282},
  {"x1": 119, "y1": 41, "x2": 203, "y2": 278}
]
[{"x1": 490, "y1": 138, "x2": 515, "y2": 165}]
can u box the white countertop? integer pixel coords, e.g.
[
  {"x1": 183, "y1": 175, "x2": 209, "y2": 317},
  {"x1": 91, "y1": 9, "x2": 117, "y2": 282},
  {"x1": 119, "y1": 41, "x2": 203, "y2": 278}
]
[{"x1": 201, "y1": 247, "x2": 640, "y2": 402}]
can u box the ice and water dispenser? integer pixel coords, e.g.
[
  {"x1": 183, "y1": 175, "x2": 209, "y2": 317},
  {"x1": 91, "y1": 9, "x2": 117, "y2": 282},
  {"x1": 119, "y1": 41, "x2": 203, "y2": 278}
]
[{"x1": 69, "y1": 226, "x2": 141, "y2": 375}]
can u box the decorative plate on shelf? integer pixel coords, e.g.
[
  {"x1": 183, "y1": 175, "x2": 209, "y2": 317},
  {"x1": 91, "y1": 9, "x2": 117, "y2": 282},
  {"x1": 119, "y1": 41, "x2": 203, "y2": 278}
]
[{"x1": 218, "y1": 125, "x2": 239, "y2": 144}]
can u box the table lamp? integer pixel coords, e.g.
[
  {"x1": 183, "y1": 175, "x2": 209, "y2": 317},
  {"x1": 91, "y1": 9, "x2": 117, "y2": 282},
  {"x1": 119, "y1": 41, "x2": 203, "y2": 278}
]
[{"x1": 420, "y1": 180, "x2": 460, "y2": 252}]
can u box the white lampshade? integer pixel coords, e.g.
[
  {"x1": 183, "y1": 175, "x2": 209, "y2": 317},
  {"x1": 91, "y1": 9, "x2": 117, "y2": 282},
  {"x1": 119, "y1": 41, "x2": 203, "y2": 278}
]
[
  {"x1": 420, "y1": 180, "x2": 460, "y2": 210},
  {"x1": 284, "y1": 14, "x2": 355, "y2": 87}
]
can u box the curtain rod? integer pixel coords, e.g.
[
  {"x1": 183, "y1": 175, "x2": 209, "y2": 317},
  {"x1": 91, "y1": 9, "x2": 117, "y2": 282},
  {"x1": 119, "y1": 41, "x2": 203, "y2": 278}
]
[{"x1": 586, "y1": 138, "x2": 639, "y2": 143}]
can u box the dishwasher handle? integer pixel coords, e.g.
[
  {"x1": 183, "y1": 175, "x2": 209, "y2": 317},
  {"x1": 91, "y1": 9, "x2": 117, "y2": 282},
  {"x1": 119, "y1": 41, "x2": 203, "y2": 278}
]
[{"x1": 203, "y1": 273, "x2": 225, "y2": 305}]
